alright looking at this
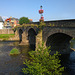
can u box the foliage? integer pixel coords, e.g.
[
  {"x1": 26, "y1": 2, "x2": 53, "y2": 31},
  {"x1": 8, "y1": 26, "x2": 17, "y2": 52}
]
[
  {"x1": 19, "y1": 17, "x2": 30, "y2": 25},
  {"x1": 13, "y1": 24, "x2": 38, "y2": 32},
  {"x1": 10, "y1": 48, "x2": 20, "y2": 55},
  {"x1": 13, "y1": 24, "x2": 38, "y2": 29},
  {"x1": 72, "y1": 38, "x2": 75, "y2": 40},
  {"x1": 49, "y1": 23, "x2": 55, "y2": 27},
  {"x1": 22, "y1": 42, "x2": 64, "y2": 75},
  {"x1": 38, "y1": 22, "x2": 46, "y2": 29},
  {"x1": 12, "y1": 28, "x2": 16, "y2": 33}
]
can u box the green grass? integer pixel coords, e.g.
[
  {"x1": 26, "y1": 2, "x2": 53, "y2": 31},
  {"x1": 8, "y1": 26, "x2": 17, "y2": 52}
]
[
  {"x1": 72, "y1": 38, "x2": 75, "y2": 40},
  {"x1": 0, "y1": 34, "x2": 15, "y2": 39},
  {"x1": 10, "y1": 48, "x2": 20, "y2": 55}
]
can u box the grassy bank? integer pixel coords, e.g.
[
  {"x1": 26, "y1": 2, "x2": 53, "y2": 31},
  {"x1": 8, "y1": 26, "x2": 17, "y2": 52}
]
[{"x1": 0, "y1": 34, "x2": 15, "y2": 40}]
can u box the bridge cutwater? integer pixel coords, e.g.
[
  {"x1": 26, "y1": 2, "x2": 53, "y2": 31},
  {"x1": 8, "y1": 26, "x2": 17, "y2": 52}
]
[{"x1": 14, "y1": 19, "x2": 75, "y2": 54}]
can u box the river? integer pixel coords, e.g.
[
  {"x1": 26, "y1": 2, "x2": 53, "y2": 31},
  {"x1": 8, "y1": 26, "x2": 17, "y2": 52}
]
[
  {"x1": 0, "y1": 40, "x2": 75, "y2": 75},
  {"x1": 67, "y1": 39, "x2": 75, "y2": 75},
  {"x1": 0, "y1": 41, "x2": 31, "y2": 75}
]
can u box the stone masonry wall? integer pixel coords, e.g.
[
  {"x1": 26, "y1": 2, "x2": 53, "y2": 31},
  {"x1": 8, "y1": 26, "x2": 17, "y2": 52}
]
[
  {"x1": 0, "y1": 29, "x2": 14, "y2": 34},
  {"x1": 36, "y1": 30, "x2": 42, "y2": 50},
  {"x1": 31, "y1": 19, "x2": 75, "y2": 27}
]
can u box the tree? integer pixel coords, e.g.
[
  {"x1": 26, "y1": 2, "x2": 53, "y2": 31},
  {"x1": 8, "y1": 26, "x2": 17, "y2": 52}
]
[
  {"x1": 19, "y1": 17, "x2": 30, "y2": 25},
  {"x1": 22, "y1": 42, "x2": 64, "y2": 75}
]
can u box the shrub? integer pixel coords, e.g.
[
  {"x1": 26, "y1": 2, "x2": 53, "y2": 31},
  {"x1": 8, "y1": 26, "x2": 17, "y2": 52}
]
[
  {"x1": 19, "y1": 17, "x2": 30, "y2": 25},
  {"x1": 22, "y1": 42, "x2": 64, "y2": 75},
  {"x1": 10, "y1": 48, "x2": 20, "y2": 55}
]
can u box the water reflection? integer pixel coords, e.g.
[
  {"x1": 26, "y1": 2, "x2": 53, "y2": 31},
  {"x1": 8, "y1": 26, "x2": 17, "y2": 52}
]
[
  {"x1": 0, "y1": 40, "x2": 75, "y2": 75},
  {"x1": 61, "y1": 38, "x2": 75, "y2": 75},
  {"x1": 69, "y1": 38, "x2": 75, "y2": 74},
  {"x1": 67, "y1": 51, "x2": 75, "y2": 75},
  {"x1": 0, "y1": 41, "x2": 30, "y2": 75},
  {"x1": 70, "y1": 51, "x2": 75, "y2": 60}
]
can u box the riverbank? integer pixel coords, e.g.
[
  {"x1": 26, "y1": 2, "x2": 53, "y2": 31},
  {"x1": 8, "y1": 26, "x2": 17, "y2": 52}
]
[
  {"x1": 0, "y1": 34, "x2": 19, "y2": 41},
  {"x1": 71, "y1": 48, "x2": 75, "y2": 51}
]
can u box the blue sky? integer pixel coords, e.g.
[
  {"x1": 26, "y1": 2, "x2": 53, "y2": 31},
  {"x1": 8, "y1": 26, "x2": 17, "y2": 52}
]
[{"x1": 0, "y1": 0, "x2": 75, "y2": 22}]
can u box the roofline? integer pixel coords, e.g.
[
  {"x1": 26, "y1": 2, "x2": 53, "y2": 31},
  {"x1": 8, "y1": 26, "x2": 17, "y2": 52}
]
[
  {"x1": 33, "y1": 19, "x2": 75, "y2": 23},
  {"x1": 44, "y1": 19, "x2": 75, "y2": 22}
]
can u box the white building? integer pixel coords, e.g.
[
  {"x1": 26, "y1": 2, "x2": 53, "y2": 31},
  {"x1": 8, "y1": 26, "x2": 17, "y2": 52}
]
[{"x1": 0, "y1": 16, "x2": 3, "y2": 29}]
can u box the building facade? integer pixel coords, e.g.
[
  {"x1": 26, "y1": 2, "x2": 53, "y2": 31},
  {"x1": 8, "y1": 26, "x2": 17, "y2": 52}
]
[
  {"x1": 4, "y1": 17, "x2": 19, "y2": 28},
  {"x1": 0, "y1": 16, "x2": 3, "y2": 29}
]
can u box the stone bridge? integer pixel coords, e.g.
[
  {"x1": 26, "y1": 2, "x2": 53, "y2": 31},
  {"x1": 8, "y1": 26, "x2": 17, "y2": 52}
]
[{"x1": 15, "y1": 19, "x2": 75, "y2": 54}]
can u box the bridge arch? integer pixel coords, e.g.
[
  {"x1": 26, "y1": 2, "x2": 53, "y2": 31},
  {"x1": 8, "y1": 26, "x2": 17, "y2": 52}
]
[
  {"x1": 19, "y1": 29, "x2": 23, "y2": 42},
  {"x1": 43, "y1": 27, "x2": 75, "y2": 42},
  {"x1": 46, "y1": 32, "x2": 72, "y2": 54},
  {"x1": 28, "y1": 28, "x2": 37, "y2": 50}
]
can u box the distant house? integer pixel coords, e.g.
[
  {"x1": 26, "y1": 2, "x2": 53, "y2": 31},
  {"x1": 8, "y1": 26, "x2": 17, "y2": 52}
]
[
  {"x1": 29, "y1": 19, "x2": 33, "y2": 22},
  {"x1": 4, "y1": 17, "x2": 19, "y2": 29},
  {"x1": 0, "y1": 16, "x2": 3, "y2": 29}
]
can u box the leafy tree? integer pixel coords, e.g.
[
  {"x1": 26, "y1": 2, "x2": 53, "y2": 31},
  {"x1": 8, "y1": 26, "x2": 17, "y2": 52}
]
[
  {"x1": 19, "y1": 17, "x2": 30, "y2": 25},
  {"x1": 22, "y1": 42, "x2": 64, "y2": 75}
]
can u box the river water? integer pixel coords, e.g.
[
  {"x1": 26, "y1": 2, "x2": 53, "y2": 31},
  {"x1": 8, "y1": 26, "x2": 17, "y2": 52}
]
[
  {"x1": 0, "y1": 40, "x2": 75, "y2": 75},
  {"x1": 0, "y1": 41, "x2": 31, "y2": 75}
]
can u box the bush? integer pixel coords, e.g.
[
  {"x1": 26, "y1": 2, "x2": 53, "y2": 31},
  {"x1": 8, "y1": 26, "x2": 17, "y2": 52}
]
[
  {"x1": 10, "y1": 48, "x2": 20, "y2": 55},
  {"x1": 22, "y1": 43, "x2": 64, "y2": 75},
  {"x1": 19, "y1": 17, "x2": 30, "y2": 25}
]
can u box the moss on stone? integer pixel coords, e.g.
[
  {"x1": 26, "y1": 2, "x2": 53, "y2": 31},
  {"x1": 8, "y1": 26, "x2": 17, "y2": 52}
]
[{"x1": 10, "y1": 48, "x2": 20, "y2": 55}]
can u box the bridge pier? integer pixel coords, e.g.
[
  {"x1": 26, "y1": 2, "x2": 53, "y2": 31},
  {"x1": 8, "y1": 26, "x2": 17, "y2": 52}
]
[
  {"x1": 36, "y1": 30, "x2": 42, "y2": 50},
  {"x1": 20, "y1": 31, "x2": 29, "y2": 45}
]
